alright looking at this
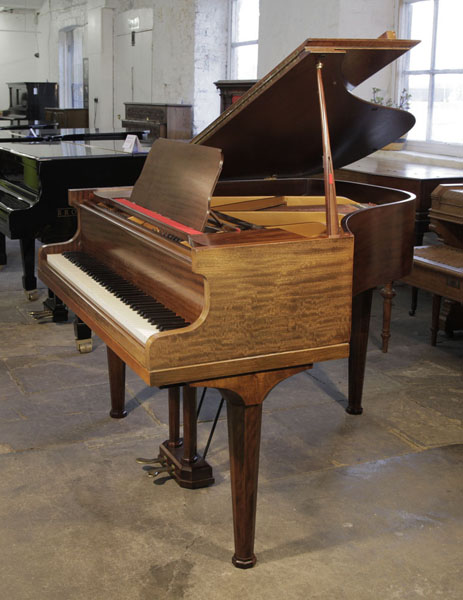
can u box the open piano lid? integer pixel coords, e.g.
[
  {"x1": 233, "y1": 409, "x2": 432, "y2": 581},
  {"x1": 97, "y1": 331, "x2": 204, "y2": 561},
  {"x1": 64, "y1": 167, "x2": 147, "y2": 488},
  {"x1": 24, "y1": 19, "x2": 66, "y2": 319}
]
[{"x1": 193, "y1": 34, "x2": 419, "y2": 180}]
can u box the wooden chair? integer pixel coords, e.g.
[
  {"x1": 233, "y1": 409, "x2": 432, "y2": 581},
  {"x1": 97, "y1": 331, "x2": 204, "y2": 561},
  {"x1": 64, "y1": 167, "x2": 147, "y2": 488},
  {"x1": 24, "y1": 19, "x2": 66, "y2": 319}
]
[{"x1": 403, "y1": 244, "x2": 463, "y2": 345}]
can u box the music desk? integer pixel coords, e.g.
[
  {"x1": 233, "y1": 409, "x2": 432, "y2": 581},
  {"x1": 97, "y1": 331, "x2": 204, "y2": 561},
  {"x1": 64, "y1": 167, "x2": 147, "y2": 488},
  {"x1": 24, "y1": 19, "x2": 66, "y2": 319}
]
[{"x1": 335, "y1": 155, "x2": 463, "y2": 352}]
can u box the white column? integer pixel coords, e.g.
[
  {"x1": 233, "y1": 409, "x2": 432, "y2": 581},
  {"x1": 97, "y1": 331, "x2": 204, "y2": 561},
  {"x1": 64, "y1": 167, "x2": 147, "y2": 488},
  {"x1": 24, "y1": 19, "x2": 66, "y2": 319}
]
[{"x1": 88, "y1": 6, "x2": 114, "y2": 129}]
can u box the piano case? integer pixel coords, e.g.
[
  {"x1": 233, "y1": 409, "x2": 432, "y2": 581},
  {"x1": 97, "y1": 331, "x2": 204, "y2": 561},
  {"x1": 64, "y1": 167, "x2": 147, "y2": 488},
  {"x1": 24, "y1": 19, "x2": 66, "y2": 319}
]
[{"x1": 38, "y1": 34, "x2": 419, "y2": 569}]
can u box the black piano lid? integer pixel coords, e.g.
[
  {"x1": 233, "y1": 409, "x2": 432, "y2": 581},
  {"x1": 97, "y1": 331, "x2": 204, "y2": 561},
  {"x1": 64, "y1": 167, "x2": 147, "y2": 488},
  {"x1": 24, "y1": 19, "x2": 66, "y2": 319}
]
[
  {"x1": 193, "y1": 36, "x2": 420, "y2": 181},
  {"x1": 0, "y1": 127, "x2": 148, "y2": 144},
  {"x1": 0, "y1": 139, "x2": 149, "y2": 160}
]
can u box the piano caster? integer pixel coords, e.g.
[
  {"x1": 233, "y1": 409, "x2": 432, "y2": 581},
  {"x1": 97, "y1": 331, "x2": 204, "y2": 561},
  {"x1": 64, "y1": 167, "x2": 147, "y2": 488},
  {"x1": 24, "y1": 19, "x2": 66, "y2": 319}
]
[
  {"x1": 76, "y1": 338, "x2": 93, "y2": 353},
  {"x1": 25, "y1": 289, "x2": 39, "y2": 302}
]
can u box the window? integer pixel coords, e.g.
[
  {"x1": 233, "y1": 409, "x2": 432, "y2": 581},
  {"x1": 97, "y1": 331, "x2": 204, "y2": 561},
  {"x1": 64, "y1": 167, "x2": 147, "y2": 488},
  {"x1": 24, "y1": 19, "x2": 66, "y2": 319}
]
[
  {"x1": 58, "y1": 26, "x2": 84, "y2": 109},
  {"x1": 229, "y1": 0, "x2": 259, "y2": 79},
  {"x1": 400, "y1": 0, "x2": 463, "y2": 155}
]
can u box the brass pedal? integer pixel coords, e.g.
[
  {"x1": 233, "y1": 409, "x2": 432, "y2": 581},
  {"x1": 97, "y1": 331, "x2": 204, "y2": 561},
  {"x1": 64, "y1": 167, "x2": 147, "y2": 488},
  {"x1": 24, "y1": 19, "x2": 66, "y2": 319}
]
[
  {"x1": 136, "y1": 456, "x2": 174, "y2": 480},
  {"x1": 136, "y1": 456, "x2": 166, "y2": 465},
  {"x1": 29, "y1": 309, "x2": 53, "y2": 323},
  {"x1": 146, "y1": 465, "x2": 174, "y2": 478}
]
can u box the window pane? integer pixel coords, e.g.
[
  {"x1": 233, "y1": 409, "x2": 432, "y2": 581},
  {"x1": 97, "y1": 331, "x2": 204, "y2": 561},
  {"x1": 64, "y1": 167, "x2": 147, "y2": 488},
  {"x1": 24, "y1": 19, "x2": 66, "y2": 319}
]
[
  {"x1": 408, "y1": 0, "x2": 433, "y2": 71},
  {"x1": 431, "y1": 74, "x2": 463, "y2": 143},
  {"x1": 435, "y1": 0, "x2": 463, "y2": 69},
  {"x1": 407, "y1": 74, "x2": 430, "y2": 140},
  {"x1": 233, "y1": 0, "x2": 259, "y2": 43},
  {"x1": 231, "y1": 44, "x2": 258, "y2": 79}
]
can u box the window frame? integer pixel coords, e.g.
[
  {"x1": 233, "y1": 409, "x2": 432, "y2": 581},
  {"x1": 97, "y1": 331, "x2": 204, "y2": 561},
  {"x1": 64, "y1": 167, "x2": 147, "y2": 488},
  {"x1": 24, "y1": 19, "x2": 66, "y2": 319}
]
[
  {"x1": 228, "y1": 0, "x2": 259, "y2": 80},
  {"x1": 399, "y1": 0, "x2": 463, "y2": 157}
]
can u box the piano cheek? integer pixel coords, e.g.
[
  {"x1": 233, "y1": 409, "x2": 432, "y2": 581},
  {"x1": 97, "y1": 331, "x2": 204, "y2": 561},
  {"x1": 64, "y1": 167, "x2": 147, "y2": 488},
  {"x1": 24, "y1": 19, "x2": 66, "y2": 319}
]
[{"x1": 146, "y1": 236, "x2": 354, "y2": 384}]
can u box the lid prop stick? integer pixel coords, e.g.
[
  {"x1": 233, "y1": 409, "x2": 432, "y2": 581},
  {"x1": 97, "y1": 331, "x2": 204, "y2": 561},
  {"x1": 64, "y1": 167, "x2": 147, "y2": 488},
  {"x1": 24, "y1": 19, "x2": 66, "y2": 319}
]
[{"x1": 316, "y1": 60, "x2": 340, "y2": 238}]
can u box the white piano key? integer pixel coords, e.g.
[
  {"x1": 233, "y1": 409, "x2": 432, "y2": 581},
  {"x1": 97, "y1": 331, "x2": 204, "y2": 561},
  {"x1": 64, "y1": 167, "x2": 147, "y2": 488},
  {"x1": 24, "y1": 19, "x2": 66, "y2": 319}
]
[{"x1": 47, "y1": 253, "x2": 160, "y2": 344}]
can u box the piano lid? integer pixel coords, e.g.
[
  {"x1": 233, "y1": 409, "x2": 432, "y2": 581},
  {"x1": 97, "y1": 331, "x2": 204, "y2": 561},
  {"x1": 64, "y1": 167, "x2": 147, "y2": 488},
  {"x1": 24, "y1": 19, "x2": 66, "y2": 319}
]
[{"x1": 193, "y1": 35, "x2": 419, "y2": 180}]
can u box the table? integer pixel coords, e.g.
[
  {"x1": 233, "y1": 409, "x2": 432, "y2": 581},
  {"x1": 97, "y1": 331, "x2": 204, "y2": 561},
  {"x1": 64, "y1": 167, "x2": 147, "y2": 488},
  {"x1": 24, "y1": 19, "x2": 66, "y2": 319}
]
[{"x1": 336, "y1": 155, "x2": 463, "y2": 351}]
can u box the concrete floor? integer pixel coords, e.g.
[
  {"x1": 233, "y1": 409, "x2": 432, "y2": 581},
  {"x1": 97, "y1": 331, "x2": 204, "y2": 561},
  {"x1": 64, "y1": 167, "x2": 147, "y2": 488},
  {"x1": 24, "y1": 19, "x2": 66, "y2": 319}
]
[{"x1": 0, "y1": 237, "x2": 462, "y2": 600}]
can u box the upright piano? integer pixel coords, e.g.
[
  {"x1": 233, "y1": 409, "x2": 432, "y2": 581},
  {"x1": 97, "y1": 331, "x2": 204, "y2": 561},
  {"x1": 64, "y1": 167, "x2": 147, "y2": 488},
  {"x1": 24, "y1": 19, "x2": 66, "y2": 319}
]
[
  {"x1": 38, "y1": 35, "x2": 418, "y2": 568},
  {"x1": 1, "y1": 81, "x2": 58, "y2": 124},
  {"x1": 0, "y1": 132, "x2": 148, "y2": 299}
]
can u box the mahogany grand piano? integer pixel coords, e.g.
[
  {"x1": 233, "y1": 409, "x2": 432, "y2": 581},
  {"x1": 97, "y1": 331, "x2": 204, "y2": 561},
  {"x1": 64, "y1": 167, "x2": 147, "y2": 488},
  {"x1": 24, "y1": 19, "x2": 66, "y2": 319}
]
[{"x1": 38, "y1": 35, "x2": 418, "y2": 568}]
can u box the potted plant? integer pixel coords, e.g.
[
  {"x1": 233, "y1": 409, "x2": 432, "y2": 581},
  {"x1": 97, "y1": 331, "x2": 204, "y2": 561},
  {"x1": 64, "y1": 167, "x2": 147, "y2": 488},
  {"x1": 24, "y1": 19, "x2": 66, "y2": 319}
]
[{"x1": 371, "y1": 87, "x2": 412, "y2": 150}]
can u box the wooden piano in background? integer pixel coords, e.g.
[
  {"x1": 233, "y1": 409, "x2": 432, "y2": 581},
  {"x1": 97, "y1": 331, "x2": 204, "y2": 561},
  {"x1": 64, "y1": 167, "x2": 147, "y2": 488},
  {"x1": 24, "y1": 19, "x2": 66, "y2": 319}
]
[
  {"x1": 38, "y1": 35, "x2": 417, "y2": 568},
  {"x1": 404, "y1": 184, "x2": 463, "y2": 344}
]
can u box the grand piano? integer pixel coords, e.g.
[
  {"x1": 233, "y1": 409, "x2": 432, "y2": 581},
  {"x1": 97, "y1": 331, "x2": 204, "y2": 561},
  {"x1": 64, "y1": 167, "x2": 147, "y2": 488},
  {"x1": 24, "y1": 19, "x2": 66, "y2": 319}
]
[
  {"x1": 0, "y1": 131, "x2": 148, "y2": 301},
  {"x1": 38, "y1": 35, "x2": 417, "y2": 568}
]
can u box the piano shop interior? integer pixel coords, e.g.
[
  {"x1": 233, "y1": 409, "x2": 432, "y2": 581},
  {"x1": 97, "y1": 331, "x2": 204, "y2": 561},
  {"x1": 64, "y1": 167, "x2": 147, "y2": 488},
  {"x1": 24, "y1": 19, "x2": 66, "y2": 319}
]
[{"x1": 0, "y1": 1, "x2": 462, "y2": 599}]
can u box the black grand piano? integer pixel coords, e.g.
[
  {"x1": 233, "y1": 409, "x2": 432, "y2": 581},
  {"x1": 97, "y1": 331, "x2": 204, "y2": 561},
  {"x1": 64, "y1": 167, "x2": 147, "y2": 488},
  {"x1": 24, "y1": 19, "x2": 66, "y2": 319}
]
[{"x1": 0, "y1": 131, "x2": 149, "y2": 303}]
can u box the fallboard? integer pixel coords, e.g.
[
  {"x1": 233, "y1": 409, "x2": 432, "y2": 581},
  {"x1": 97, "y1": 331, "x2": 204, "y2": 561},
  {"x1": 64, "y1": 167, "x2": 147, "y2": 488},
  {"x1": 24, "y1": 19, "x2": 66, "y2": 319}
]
[{"x1": 78, "y1": 203, "x2": 205, "y2": 324}]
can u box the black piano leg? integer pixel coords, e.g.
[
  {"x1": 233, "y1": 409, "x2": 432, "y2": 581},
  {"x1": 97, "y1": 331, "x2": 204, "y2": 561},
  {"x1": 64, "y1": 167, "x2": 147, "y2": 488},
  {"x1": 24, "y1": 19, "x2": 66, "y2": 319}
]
[
  {"x1": 107, "y1": 346, "x2": 127, "y2": 419},
  {"x1": 347, "y1": 288, "x2": 373, "y2": 415},
  {"x1": 0, "y1": 232, "x2": 6, "y2": 265},
  {"x1": 73, "y1": 317, "x2": 92, "y2": 353},
  {"x1": 20, "y1": 237, "x2": 38, "y2": 300},
  {"x1": 43, "y1": 290, "x2": 69, "y2": 321},
  {"x1": 409, "y1": 287, "x2": 419, "y2": 316}
]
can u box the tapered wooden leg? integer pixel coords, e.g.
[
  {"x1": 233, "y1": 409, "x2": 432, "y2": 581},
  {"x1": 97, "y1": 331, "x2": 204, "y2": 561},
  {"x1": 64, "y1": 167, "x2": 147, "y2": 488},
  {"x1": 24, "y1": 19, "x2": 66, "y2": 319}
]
[
  {"x1": 380, "y1": 282, "x2": 396, "y2": 353},
  {"x1": 431, "y1": 294, "x2": 441, "y2": 346},
  {"x1": 107, "y1": 346, "x2": 127, "y2": 418},
  {"x1": 226, "y1": 398, "x2": 262, "y2": 568},
  {"x1": 347, "y1": 288, "x2": 373, "y2": 415},
  {"x1": 193, "y1": 366, "x2": 309, "y2": 568}
]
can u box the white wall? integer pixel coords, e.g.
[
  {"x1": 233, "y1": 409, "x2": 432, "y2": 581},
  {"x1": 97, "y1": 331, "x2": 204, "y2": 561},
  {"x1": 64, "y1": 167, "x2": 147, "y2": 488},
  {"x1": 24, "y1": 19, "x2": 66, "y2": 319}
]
[
  {"x1": 1, "y1": 0, "x2": 227, "y2": 131},
  {"x1": 0, "y1": 10, "x2": 40, "y2": 109},
  {"x1": 193, "y1": 0, "x2": 229, "y2": 132},
  {"x1": 1, "y1": 0, "x2": 402, "y2": 132},
  {"x1": 258, "y1": 0, "x2": 399, "y2": 100}
]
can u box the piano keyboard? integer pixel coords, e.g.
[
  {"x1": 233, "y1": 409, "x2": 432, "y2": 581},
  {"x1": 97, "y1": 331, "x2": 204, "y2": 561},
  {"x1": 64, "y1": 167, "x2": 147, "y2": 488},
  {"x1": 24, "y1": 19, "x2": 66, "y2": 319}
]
[{"x1": 46, "y1": 251, "x2": 190, "y2": 344}]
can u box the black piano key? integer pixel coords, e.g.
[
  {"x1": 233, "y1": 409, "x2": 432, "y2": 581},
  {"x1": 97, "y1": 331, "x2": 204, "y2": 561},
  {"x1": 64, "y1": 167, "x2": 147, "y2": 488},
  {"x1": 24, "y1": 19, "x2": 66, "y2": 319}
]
[{"x1": 62, "y1": 251, "x2": 189, "y2": 330}]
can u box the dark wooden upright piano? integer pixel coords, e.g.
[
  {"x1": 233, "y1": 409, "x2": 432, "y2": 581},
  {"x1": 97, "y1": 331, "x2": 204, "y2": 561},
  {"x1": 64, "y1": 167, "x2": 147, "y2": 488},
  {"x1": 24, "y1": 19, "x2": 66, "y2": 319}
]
[{"x1": 38, "y1": 35, "x2": 418, "y2": 568}]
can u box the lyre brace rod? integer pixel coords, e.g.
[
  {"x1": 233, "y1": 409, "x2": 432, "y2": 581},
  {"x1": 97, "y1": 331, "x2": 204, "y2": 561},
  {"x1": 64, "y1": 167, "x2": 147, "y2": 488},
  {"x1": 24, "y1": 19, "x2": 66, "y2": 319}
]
[{"x1": 316, "y1": 60, "x2": 340, "y2": 238}]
